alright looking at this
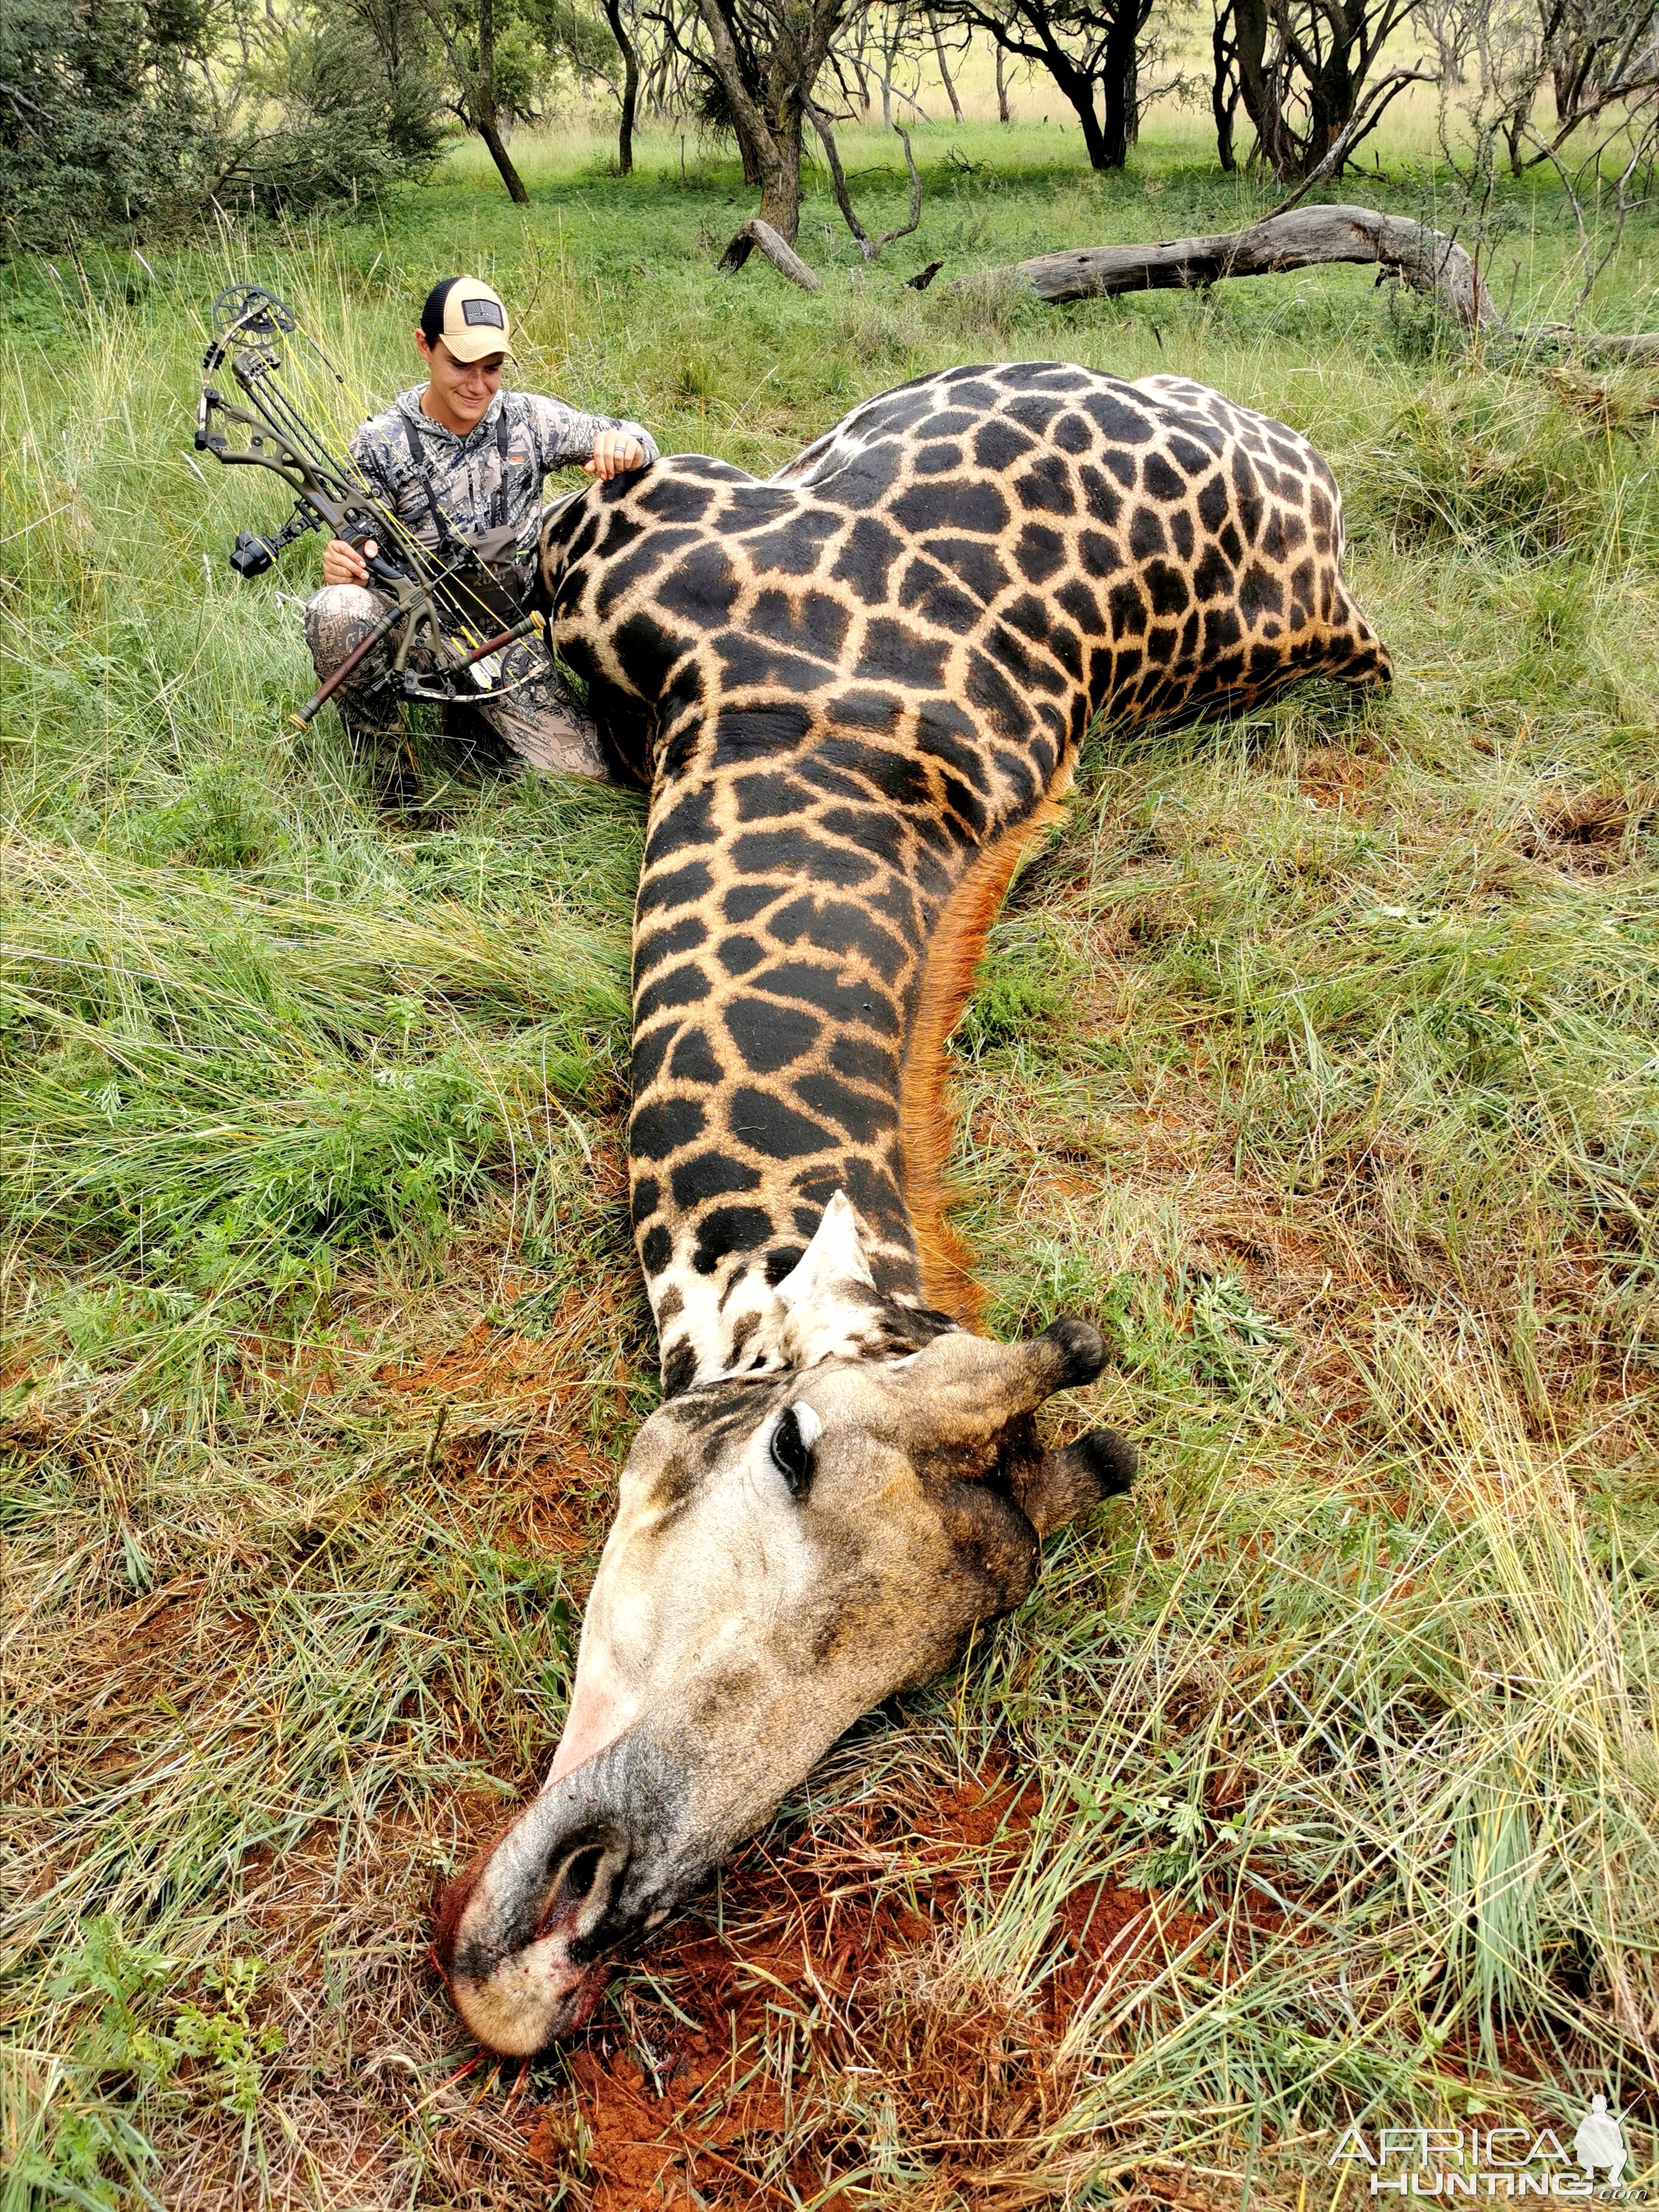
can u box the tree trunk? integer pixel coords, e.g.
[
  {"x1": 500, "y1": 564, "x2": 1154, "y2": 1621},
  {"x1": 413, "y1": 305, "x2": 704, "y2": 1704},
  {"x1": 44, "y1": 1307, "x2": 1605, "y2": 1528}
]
[
  {"x1": 475, "y1": 0, "x2": 529, "y2": 201},
  {"x1": 995, "y1": 44, "x2": 1011, "y2": 121},
  {"x1": 1302, "y1": 42, "x2": 1356, "y2": 174},
  {"x1": 1232, "y1": 0, "x2": 1292, "y2": 178},
  {"x1": 1504, "y1": 97, "x2": 1531, "y2": 176},
  {"x1": 1099, "y1": 0, "x2": 1139, "y2": 166},
  {"x1": 928, "y1": 12, "x2": 965, "y2": 121},
  {"x1": 697, "y1": 0, "x2": 785, "y2": 208},
  {"x1": 1054, "y1": 57, "x2": 1113, "y2": 168},
  {"x1": 983, "y1": 200, "x2": 1659, "y2": 361},
  {"x1": 603, "y1": 0, "x2": 639, "y2": 172},
  {"x1": 1212, "y1": 2, "x2": 1238, "y2": 169},
  {"x1": 475, "y1": 111, "x2": 530, "y2": 201},
  {"x1": 756, "y1": 105, "x2": 803, "y2": 239},
  {"x1": 734, "y1": 123, "x2": 764, "y2": 186},
  {"x1": 1002, "y1": 204, "x2": 1497, "y2": 324}
]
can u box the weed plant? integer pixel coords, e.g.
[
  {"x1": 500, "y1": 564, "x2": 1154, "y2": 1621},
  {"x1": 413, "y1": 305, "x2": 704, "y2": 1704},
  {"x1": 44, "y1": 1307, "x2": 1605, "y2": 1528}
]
[{"x1": 2, "y1": 116, "x2": 1658, "y2": 2210}]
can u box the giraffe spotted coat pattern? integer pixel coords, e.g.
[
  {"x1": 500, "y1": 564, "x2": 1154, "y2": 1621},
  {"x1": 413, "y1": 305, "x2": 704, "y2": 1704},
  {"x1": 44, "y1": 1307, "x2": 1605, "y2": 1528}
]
[
  {"x1": 538, "y1": 361, "x2": 1390, "y2": 1394},
  {"x1": 430, "y1": 361, "x2": 1389, "y2": 2058}
]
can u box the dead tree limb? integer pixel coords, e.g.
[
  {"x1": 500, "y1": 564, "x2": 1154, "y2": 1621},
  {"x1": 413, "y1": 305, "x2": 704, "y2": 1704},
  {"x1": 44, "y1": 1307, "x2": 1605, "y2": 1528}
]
[
  {"x1": 1007, "y1": 203, "x2": 1498, "y2": 324},
  {"x1": 805, "y1": 108, "x2": 924, "y2": 261},
  {"x1": 719, "y1": 217, "x2": 823, "y2": 289},
  {"x1": 880, "y1": 126, "x2": 925, "y2": 253},
  {"x1": 805, "y1": 98, "x2": 876, "y2": 255},
  {"x1": 1265, "y1": 70, "x2": 1438, "y2": 218},
  {"x1": 994, "y1": 203, "x2": 1659, "y2": 360}
]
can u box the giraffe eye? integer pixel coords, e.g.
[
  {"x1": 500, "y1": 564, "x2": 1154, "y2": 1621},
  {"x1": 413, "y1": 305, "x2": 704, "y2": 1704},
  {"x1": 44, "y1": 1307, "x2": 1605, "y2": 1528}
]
[{"x1": 769, "y1": 1406, "x2": 818, "y2": 1500}]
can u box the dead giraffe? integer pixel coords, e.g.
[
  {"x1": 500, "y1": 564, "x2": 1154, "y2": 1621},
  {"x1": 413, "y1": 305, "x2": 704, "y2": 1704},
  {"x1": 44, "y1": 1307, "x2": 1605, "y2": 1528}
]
[{"x1": 435, "y1": 361, "x2": 1391, "y2": 2052}]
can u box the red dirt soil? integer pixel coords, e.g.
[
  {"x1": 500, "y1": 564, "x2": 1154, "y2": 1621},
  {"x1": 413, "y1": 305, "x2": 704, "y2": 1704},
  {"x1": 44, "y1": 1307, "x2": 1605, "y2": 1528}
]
[{"x1": 520, "y1": 1764, "x2": 1224, "y2": 2208}]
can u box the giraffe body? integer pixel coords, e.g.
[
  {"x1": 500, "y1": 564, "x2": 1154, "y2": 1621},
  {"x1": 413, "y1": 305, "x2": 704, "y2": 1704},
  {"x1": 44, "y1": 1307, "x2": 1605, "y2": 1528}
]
[
  {"x1": 546, "y1": 361, "x2": 1387, "y2": 1390},
  {"x1": 436, "y1": 362, "x2": 1389, "y2": 2053}
]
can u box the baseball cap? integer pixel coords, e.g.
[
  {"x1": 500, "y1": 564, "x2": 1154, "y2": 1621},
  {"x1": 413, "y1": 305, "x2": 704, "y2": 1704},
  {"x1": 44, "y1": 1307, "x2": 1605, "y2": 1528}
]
[{"x1": 420, "y1": 275, "x2": 512, "y2": 363}]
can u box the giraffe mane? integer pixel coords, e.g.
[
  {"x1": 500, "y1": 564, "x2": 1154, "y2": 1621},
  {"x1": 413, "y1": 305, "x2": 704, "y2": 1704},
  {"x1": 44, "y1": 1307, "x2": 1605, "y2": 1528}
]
[{"x1": 899, "y1": 782, "x2": 1072, "y2": 1328}]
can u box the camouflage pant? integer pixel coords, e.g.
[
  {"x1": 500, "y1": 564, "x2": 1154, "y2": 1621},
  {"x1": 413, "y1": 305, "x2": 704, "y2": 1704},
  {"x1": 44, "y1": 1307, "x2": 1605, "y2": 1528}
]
[{"x1": 303, "y1": 583, "x2": 616, "y2": 782}]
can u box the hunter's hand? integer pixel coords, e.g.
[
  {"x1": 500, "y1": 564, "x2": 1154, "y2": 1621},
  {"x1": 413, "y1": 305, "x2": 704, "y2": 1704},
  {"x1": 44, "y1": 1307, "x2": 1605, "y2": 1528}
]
[
  {"x1": 584, "y1": 431, "x2": 646, "y2": 481},
  {"x1": 323, "y1": 537, "x2": 377, "y2": 587}
]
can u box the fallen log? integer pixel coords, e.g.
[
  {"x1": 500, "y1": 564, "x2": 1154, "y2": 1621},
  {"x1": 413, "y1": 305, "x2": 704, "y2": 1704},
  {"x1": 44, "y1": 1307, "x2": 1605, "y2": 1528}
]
[
  {"x1": 1010, "y1": 204, "x2": 1493, "y2": 324},
  {"x1": 996, "y1": 203, "x2": 1659, "y2": 361},
  {"x1": 718, "y1": 218, "x2": 821, "y2": 292}
]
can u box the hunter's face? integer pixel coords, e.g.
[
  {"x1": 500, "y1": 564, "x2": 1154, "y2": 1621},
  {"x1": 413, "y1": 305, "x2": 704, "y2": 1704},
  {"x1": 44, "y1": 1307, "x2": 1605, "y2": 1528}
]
[{"x1": 417, "y1": 334, "x2": 506, "y2": 433}]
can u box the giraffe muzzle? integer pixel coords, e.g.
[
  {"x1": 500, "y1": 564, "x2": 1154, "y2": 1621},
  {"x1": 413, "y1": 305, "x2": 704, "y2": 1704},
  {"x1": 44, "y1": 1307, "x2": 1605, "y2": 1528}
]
[{"x1": 435, "y1": 1726, "x2": 698, "y2": 2056}]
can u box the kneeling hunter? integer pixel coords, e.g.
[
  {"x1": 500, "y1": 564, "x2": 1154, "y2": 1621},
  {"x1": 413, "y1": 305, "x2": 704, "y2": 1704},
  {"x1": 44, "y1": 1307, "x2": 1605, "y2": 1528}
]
[{"x1": 307, "y1": 274, "x2": 657, "y2": 782}]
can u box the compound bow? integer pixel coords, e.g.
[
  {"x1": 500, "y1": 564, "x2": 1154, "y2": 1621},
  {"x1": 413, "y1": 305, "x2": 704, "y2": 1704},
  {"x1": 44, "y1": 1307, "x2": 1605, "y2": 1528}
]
[{"x1": 196, "y1": 285, "x2": 551, "y2": 730}]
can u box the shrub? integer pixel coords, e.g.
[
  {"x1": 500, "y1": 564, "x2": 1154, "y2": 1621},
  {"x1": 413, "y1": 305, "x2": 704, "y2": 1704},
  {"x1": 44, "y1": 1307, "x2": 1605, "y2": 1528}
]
[
  {"x1": 0, "y1": 0, "x2": 212, "y2": 249},
  {"x1": 0, "y1": 0, "x2": 443, "y2": 250}
]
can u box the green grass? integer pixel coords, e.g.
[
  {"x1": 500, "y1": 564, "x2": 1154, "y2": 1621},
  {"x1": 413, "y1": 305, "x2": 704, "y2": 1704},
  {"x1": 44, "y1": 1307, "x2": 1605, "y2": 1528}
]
[{"x1": 2, "y1": 112, "x2": 1658, "y2": 2210}]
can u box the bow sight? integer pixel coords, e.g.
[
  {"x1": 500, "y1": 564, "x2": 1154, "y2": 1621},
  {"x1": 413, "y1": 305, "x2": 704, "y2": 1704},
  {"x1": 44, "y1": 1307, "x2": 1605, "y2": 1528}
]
[{"x1": 196, "y1": 284, "x2": 547, "y2": 728}]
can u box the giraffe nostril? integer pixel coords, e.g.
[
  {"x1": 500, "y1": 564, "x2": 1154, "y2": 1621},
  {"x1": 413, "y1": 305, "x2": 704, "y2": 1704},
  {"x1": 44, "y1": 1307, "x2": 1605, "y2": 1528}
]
[
  {"x1": 562, "y1": 1845, "x2": 603, "y2": 1903},
  {"x1": 536, "y1": 1841, "x2": 607, "y2": 1942}
]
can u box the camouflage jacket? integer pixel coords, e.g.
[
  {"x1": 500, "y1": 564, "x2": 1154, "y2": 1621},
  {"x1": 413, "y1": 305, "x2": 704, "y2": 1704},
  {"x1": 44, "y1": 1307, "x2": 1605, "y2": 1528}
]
[{"x1": 349, "y1": 387, "x2": 658, "y2": 581}]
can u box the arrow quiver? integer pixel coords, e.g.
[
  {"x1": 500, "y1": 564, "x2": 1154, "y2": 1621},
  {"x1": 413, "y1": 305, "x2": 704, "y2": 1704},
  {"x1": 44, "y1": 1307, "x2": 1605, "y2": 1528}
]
[{"x1": 196, "y1": 285, "x2": 549, "y2": 728}]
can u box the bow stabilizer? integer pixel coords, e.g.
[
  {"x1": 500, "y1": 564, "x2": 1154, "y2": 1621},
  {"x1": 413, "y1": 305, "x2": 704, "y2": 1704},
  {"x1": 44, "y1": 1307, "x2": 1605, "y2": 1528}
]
[{"x1": 196, "y1": 285, "x2": 548, "y2": 729}]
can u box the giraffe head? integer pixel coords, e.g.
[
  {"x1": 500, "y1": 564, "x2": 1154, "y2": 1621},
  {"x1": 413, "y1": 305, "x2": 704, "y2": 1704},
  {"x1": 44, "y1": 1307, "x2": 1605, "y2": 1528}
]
[{"x1": 434, "y1": 1195, "x2": 1132, "y2": 2054}]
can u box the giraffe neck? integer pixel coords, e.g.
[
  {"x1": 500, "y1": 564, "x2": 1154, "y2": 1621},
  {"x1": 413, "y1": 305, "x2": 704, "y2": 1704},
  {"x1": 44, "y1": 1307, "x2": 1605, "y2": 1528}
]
[{"x1": 625, "y1": 707, "x2": 1067, "y2": 1397}]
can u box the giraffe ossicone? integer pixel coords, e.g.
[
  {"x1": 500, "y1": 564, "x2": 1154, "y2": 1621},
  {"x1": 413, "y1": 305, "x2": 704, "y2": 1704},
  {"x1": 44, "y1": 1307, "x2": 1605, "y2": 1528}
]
[{"x1": 435, "y1": 361, "x2": 1390, "y2": 2053}]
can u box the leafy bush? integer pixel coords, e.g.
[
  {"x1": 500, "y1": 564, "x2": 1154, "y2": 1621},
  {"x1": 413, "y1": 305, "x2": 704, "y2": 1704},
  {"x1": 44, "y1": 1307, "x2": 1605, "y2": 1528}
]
[
  {"x1": 0, "y1": 0, "x2": 212, "y2": 249},
  {"x1": 1, "y1": 0, "x2": 442, "y2": 249},
  {"x1": 223, "y1": 10, "x2": 445, "y2": 213}
]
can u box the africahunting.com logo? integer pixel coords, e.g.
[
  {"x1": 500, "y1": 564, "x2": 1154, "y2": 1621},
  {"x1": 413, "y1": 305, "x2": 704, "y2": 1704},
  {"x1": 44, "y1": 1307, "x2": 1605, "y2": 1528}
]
[{"x1": 1330, "y1": 2102, "x2": 1644, "y2": 2200}]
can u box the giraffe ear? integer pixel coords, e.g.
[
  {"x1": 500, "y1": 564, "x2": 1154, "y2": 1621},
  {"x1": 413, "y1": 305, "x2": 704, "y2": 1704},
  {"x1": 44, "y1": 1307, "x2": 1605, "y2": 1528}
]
[{"x1": 775, "y1": 1192, "x2": 882, "y2": 1369}]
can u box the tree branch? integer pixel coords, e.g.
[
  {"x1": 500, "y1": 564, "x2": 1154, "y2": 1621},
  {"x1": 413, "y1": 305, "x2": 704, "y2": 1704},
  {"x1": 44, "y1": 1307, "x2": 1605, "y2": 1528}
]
[
  {"x1": 1267, "y1": 67, "x2": 1436, "y2": 213},
  {"x1": 805, "y1": 109, "x2": 921, "y2": 259},
  {"x1": 719, "y1": 217, "x2": 822, "y2": 288},
  {"x1": 876, "y1": 126, "x2": 924, "y2": 252},
  {"x1": 804, "y1": 93, "x2": 874, "y2": 253}
]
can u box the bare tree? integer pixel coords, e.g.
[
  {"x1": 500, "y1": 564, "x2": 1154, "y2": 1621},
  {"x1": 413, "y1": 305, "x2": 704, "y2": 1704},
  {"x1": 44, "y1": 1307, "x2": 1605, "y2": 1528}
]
[
  {"x1": 878, "y1": 3, "x2": 937, "y2": 119},
  {"x1": 1210, "y1": 0, "x2": 1432, "y2": 179},
  {"x1": 1425, "y1": 0, "x2": 1659, "y2": 175},
  {"x1": 1418, "y1": 0, "x2": 1659, "y2": 323},
  {"x1": 927, "y1": 8, "x2": 968, "y2": 113},
  {"x1": 831, "y1": 11, "x2": 878, "y2": 106},
  {"x1": 934, "y1": 0, "x2": 1177, "y2": 168},
  {"x1": 1549, "y1": 0, "x2": 1659, "y2": 134}
]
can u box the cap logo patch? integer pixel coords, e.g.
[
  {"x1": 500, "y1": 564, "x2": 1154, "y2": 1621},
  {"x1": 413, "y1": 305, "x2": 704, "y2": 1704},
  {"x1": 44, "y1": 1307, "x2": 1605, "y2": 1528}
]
[{"x1": 461, "y1": 299, "x2": 505, "y2": 329}]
